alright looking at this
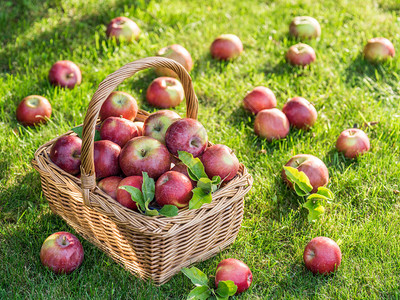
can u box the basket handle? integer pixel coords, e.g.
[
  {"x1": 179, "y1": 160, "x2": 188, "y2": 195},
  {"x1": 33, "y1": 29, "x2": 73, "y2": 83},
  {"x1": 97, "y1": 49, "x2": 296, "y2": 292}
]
[{"x1": 80, "y1": 56, "x2": 199, "y2": 205}]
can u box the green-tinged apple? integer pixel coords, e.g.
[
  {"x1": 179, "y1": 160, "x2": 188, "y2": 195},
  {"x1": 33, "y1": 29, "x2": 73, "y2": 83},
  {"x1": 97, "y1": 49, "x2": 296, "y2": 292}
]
[
  {"x1": 289, "y1": 16, "x2": 321, "y2": 39},
  {"x1": 106, "y1": 16, "x2": 140, "y2": 42},
  {"x1": 143, "y1": 110, "x2": 181, "y2": 144},
  {"x1": 215, "y1": 258, "x2": 252, "y2": 294},
  {"x1": 50, "y1": 135, "x2": 82, "y2": 175},
  {"x1": 116, "y1": 176, "x2": 143, "y2": 210},
  {"x1": 303, "y1": 237, "x2": 341, "y2": 275},
  {"x1": 155, "y1": 171, "x2": 192, "y2": 208},
  {"x1": 155, "y1": 44, "x2": 193, "y2": 78},
  {"x1": 336, "y1": 128, "x2": 370, "y2": 159},
  {"x1": 254, "y1": 108, "x2": 290, "y2": 141},
  {"x1": 286, "y1": 43, "x2": 316, "y2": 66},
  {"x1": 99, "y1": 91, "x2": 138, "y2": 121},
  {"x1": 146, "y1": 77, "x2": 184, "y2": 108},
  {"x1": 93, "y1": 140, "x2": 121, "y2": 179},
  {"x1": 282, "y1": 97, "x2": 317, "y2": 129},
  {"x1": 243, "y1": 86, "x2": 277, "y2": 115},
  {"x1": 49, "y1": 60, "x2": 82, "y2": 89},
  {"x1": 210, "y1": 34, "x2": 243, "y2": 60},
  {"x1": 16, "y1": 95, "x2": 52, "y2": 126},
  {"x1": 119, "y1": 136, "x2": 171, "y2": 179},
  {"x1": 363, "y1": 37, "x2": 395, "y2": 63},
  {"x1": 98, "y1": 176, "x2": 122, "y2": 200},
  {"x1": 100, "y1": 116, "x2": 139, "y2": 147},
  {"x1": 40, "y1": 232, "x2": 84, "y2": 274}
]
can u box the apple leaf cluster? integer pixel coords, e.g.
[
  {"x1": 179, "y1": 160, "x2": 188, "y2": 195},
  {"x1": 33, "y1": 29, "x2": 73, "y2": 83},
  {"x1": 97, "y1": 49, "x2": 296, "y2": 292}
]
[
  {"x1": 178, "y1": 151, "x2": 222, "y2": 209},
  {"x1": 182, "y1": 267, "x2": 237, "y2": 300},
  {"x1": 71, "y1": 125, "x2": 101, "y2": 141},
  {"x1": 119, "y1": 172, "x2": 179, "y2": 217},
  {"x1": 283, "y1": 166, "x2": 334, "y2": 222}
]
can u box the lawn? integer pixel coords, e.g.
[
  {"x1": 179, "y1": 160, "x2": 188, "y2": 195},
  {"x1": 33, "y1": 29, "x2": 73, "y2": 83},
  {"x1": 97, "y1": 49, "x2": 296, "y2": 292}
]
[{"x1": 1, "y1": 0, "x2": 400, "y2": 298}]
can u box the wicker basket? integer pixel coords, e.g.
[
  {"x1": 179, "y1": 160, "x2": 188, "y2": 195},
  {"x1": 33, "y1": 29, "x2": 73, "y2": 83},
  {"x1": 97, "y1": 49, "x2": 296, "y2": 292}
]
[{"x1": 32, "y1": 57, "x2": 253, "y2": 285}]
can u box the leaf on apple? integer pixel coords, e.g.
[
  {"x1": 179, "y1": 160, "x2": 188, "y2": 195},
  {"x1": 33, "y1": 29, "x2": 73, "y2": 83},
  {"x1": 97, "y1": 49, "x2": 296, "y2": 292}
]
[
  {"x1": 283, "y1": 166, "x2": 313, "y2": 195},
  {"x1": 142, "y1": 172, "x2": 155, "y2": 208},
  {"x1": 187, "y1": 286, "x2": 211, "y2": 300},
  {"x1": 178, "y1": 151, "x2": 208, "y2": 181},
  {"x1": 71, "y1": 125, "x2": 101, "y2": 141},
  {"x1": 303, "y1": 198, "x2": 325, "y2": 222},
  {"x1": 189, "y1": 187, "x2": 213, "y2": 210},
  {"x1": 118, "y1": 185, "x2": 146, "y2": 214},
  {"x1": 182, "y1": 267, "x2": 209, "y2": 287},
  {"x1": 215, "y1": 280, "x2": 237, "y2": 299}
]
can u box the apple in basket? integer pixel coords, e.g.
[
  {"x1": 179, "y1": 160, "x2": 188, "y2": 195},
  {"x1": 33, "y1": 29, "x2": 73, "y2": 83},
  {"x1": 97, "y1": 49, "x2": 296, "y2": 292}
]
[
  {"x1": 49, "y1": 60, "x2": 82, "y2": 89},
  {"x1": 116, "y1": 176, "x2": 143, "y2": 210},
  {"x1": 363, "y1": 37, "x2": 395, "y2": 63},
  {"x1": 336, "y1": 128, "x2": 370, "y2": 159},
  {"x1": 40, "y1": 232, "x2": 84, "y2": 274},
  {"x1": 50, "y1": 135, "x2": 82, "y2": 175},
  {"x1": 100, "y1": 116, "x2": 139, "y2": 147},
  {"x1": 134, "y1": 121, "x2": 144, "y2": 136},
  {"x1": 155, "y1": 44, "x2": 193, "y2": 77},
  {"x1": 146, "y1": 77, "x2": 185, "y2": 108},
  {"x1": 155, "y1": 171, "x2": 192, "y2": 208},
  {"x1": 210, "y1": 34, "x2": 243, "y2": 60},
  {"x1": 165, "y1": 118, "x2": 208, "y2": 157},
  {"x1": 282, "y1": 97, "x2": 318, "y2": 130},
  {"x1": 215, "y1": 258, "x2": 253, "y2": 294},
  {"x1": 171, "y1": 162, "x2": 196, "y2": 188},
  {"x1": 106, "y1": 16, "x2": 140, "y2": 42},
  {"x1": 254, "y1": 108, "x2": 290, "y2": 141},
  {"x1": 243, "y1": 86, "x2": 277, "y2": 115},
  {"x1": 201, "y1": 144, "x2": 239, "y2": 182},
  {"x1": 99, "y1": 91, "x2": 138, "y2": 121},
  {"x1": 289, "y1": 16, "x2": 321, "y2": 39},
  {"x1": 119, "y1": 136, "x2": 171, "y2": 179},
  {"x1": 98, "y1": 176, "x2": 122, "y2": 200},
  {"x1": 93, "y1": 140, "x2": 121, "y2": 179},
  {"x1": 286, "y1": 43, "x2": 316, "y2": 67},
  {"x1": 16, "y1": 95, "x2": 52, "y2": 126},
  {"x1": 282, "y1": 154, "x2": 329, "y2": 193},
  {"x1": 143, "y1": 110, "x2": 181, "y2": 144},
  {"x1": 303, "y1": 237, "x2": 341, "y2": 275}
]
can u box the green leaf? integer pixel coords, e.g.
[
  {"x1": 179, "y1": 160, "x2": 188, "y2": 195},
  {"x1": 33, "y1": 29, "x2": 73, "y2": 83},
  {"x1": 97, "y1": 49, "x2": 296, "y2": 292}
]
[
  {"x1": 141, "y1": 172, "x2": 155, "y2": 207},
  {"x1": 215, "y1": 280, "x2": 237, "y2": 298},
  {"x1": 316, "y1": 186, "x2": 334, "y2": 200},
  {"x1": 294, "y1": 183, "x2": 310, "y2": 197},
  {"x1": 118, "y1": 186, "x2": 145, "y2": 212},
  {"x1": 189, "y1": 188, "x2": 212, "y2": 209},
  {"x1": 94, "y1": 129, "x2": 101, "y2": 141},
  {"x1": 71, "y1": 125, "x2": 100, "y2": 141},
  {"x1": 178, "y1": 151, "x2": 208, "y2": 181},
  {"x1": 187, "y1": 286, "x2": 211, "y2": 300},
  {"x1": 303, "y1": 198, "x2": 325, "y2": 222},
  {"x1": 159, "y1": 205, "x2": 179, "y2": 217},
  {"x1": 197, "y1": 177, "x2": 213, "y2": 194},
  {"x1": 211, "y1": 176, "x2": 221, "y2": 185},
  {"x1": 144, "y1": 209, "x2": 159, "y2": 216},
  {"x1": 182, "y1": 267, "x2": 209, "y2": 287},
  {"x1": 283, "y1": 166, "x2": 313, "y2": 195}
]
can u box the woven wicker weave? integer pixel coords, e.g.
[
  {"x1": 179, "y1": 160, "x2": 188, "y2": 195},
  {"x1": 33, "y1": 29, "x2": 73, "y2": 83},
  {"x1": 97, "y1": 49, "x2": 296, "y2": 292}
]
[{"x1": 32, "y1": 57, "x2": 253, "y2": 285}]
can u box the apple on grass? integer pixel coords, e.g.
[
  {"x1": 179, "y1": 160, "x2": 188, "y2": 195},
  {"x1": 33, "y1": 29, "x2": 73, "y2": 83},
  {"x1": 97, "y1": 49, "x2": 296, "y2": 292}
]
[
  {"x1": 200, "y1": 144, "x2": 239, "y2": 182},
  {"x1": 119, "y1": 136, "x2": 171, "y2": 179},
  {"x1": 282, "y1": 97, "x2": 318, "y2": 130},
  {"x1": 155, "y1": 44, "x2": 193, "y2": 78},
  {"x1": 93, "y1": 140, "x2": 121, "y2": 179},
  {"x1": 336, "y1": 128, "x2": 370, "y2": 159},
  {"x1": 144, "y1": 110, "x2": 181, "y2": 144},
  {"x1": 289, "y1": 16, "x2": 321, "y2": 39},
  {"x1": 146, "y1": 77, "x2": 185, "y2": 108},
  {"x1": 303, "y1": 237, "x2": 341, "y2": 275},
  {"x1": 165, "y1": 118, "x2": 208, "y2": 157},
  {"x1": 286, "y1": 43, "x2": 316, "y2": 67},
  {"x1": 282, "y1": 154, "x2": 329, "y2": 193},
  {"x1": 106, "y1": 16, "x2": 140, "y2": 42},
  {"x1": 243, "y1": 87, "x2": 277, "y2": 115},
  {"x1": 49, "y1": 60, "x2": 82, "y2": 89},
  {"x1": 155, "y1": 171, "x2": 192, "y2": 208},
  {"x1": 363, "y1": 37, "x2": 395, "y2": 63},
  {"x1": 215, "y1": 258, "x2": 252, "y2": 294},
  {"x1": 254, "y1": 108, "x2": 290, "y2": 141},
  {"x1": 100, "y1": 116, "x2": 139, "y2": 148},
  {"x1": 16, "y1": 95, "x2": 52, "y2": 126},
  {"x1": 40, "y1": 232, "x2": 84, "y2": 274},
  {"x1": 99, "y1": 91, "x2": 138, "y2": 121},
  {"x1": 210, "y1": 34, "x2": 243, "y2": 60},
  {"x1": 50, "y1": 135, "x2": 82, "y2": 175},
  {"x1": 98, "y1": 176, "x2": 122, "y2": 200},
  {"x1": 116, "y1": 176, "x2": 143, "y2": 210}
]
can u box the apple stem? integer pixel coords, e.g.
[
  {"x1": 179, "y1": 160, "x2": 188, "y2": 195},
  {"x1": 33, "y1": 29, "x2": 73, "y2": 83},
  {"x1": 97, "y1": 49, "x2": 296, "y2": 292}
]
[
  {"x1": 66, "y1": 73, "x2": 75, "y2": 79},
  {"x1": 62, "y1": 236, "x2": 67, "y2": 245},
  {"x1": 141, "y1": 149, "x2": 147, "y2": 157}
]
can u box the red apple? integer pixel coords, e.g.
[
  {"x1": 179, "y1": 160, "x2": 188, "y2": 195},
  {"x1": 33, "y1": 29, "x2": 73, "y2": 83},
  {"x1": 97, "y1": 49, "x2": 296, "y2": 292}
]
[
  {"x1": 363, "y1": 37, "x2": 395, "y2": 63},
  {"x1": 155, "y1": 44, "x2": 193, "y2": 78},
  {"x1": 243, "y1": 87, "x2": 277, "y2": 115},
  {"x1": 146, "y1": 77, "x2": 184, "y2": 108},
  {"x1": 171, "y1": 162, "x2": 196, "y2": 187},
  {"x1": 116, "y1": 176, "x2": 143, "y2": 210},
  {"x1": 106, "y1": 16, "x2": 140, "y2": 42},
  {"x1": 50, "y1": 135, "x2": 82, "y2": 175},
  {"x1": 155, "y1": 171, "x2": 192, "y2": 208},
  {"x1": 289, "y1": 16, "x2": 321, "y2": 39},
  {"x1": 254, "y1": 108, "x2": 290, "y2": 141},
  {"x1": 49, "y1": 60, "x2": 82, "y2": 89},
  {"x1": 143, "y1": 110, "x2": 181, "y2": 144},
  {"x1": 210, "y1": 34, "x2": 243, "y2": 60},
  {"x1": 98, "y1": 176, "x2": 122, "y2": 200},
  {"x1": 336, "y1": 128, "x2": 370, "y2": 159},
  {"x1": 16, "y1": 95, "x2": 52, "y2": 126},
  {"x1": 93, "y1": 140, "x2": 121, "y2": 179},
  {"x1": 200, "y1": 144, "x2": 239, "y2": 182},
  {"x1": 282, "y1": 154, "x2": 329, "y2": 193},
  {"x1": 165, "y1": 118, "x2": 208, "y2": 157},
  {"x1": 215, "y1": 258, "x2": 252, "y2": 294},
  {"x1": 100, "y1": 117, "x2": 139, "y2": 148},
  {"x1": 134, "y1": 121, "x2": 144, "y2": 136},
  {"x1": 303, "y1": 237, "x2": 341, "y2": 275},
  {"x1": 119, "y1": 136, "x2": 171, "y2": 179},
  {"x1": 286, "y1": 43, "x2": 316, "y2": 67},
  {"x1": 40, "y1": 231, "x2": 84, "y2": 274},
  {"x1": 99, "y1": 91, "x2": 138, "y2": 121},
  {"x1": 282, "y1": 97, "x2": 318, "y2": 129}
]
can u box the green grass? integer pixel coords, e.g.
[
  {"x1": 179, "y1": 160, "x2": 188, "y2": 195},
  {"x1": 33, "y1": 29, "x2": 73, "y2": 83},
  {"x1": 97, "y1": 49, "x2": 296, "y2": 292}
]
[{"x1": 1, "y1": 0, "x2": 400, "y2": 298}]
